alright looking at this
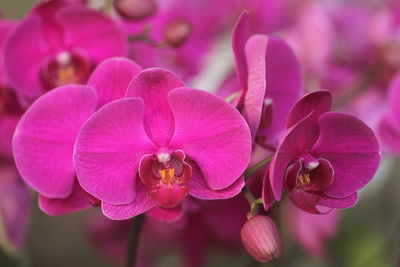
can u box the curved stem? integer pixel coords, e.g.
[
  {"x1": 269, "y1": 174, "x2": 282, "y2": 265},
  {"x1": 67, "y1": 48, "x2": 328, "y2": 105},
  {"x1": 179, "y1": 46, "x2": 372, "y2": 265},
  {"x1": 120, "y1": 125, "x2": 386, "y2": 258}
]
[
  {"x1": 125, "y1": 215, "x2": 145, "y2": 267},
  {"x1": 244, "y1": 155, "x2": 273, "y2": 181}
]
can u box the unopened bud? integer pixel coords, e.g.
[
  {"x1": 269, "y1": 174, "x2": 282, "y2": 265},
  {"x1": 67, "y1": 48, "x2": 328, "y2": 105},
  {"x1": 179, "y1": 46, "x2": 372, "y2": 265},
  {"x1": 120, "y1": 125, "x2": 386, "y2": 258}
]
[
  {"x1": 240, "y1": 215, "x2": 282, "y2": 262},
  {"x1": 163, "y1": 19, "x2": 192, "y2": 47},
  {"x1": 113, "y1": 0, "x2": 156, "y2": 20}
]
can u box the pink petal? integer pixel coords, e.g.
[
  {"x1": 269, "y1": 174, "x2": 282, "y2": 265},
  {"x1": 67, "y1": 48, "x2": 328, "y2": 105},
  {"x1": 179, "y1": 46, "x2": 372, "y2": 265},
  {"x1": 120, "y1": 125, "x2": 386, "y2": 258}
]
[
  {"x1": 270, "y1": 113, "x2": 320, "y2": 200},
  {"x1": 232, "y1": 11, "x2": 250, "y2": 98},
  {"x1": 0, "y1": 166, "x2": 31, "y2": 252},
  {"x1": 169, "y1": 88, "x2": 251, "y2": 190},
  {"x1": 87, "y1": 57, "x2": 142, "y2": 108},
  {"x1": 257, "y1": 37, "x2": 303, "y2": 147},
  {"x1": 0, "y1": 115, "x2": 19, "y2": 158},
  {"x1": 13, "y1": 85, "x2": 97, "y2": 198},
  {"x1": 58, "y1": 6, "x2": 127, "y2": 63},
  {"x1": 379, "y1": 116, "x2": 400, "y2": 154},
  {"x1": 74, "y1": 98, "x2": 157, "y2": 205},
  {"x1": 146, "y1": 206, "x2": 183, "y2": 223},
  {"x1": 4, "y1": 15, "x2": 51, "y2": 99},
  {"x1": 102, "y1": 181, "x2": 155, "y2": 220},
  {"x1": 126, "y1": 68, "x2": 185, "y2": 146},
  {"x1": 187, "y1": 159, "x2": 244, "y2": 199},
  {"x1": 262, "y1": 167, "x2": 277, "y2": 211},
  {"x1": 38, "y1": 181, "x2": 94, "y2": 216},
  {"x1": 312, "y1": 112, "x2": 380, "y2": 198},
  {"x1": 387, "y1": 73, "x2": 400, "y2": 126},
  {"x1": 318, "y1": 193, "x2": 358, "y2": 209},
  {"x1": 287, "y1": 90, "x2": 332, "y2": 129},
  {"x1": 243, "y1": 35, "x2": 268, "y2": 138}
]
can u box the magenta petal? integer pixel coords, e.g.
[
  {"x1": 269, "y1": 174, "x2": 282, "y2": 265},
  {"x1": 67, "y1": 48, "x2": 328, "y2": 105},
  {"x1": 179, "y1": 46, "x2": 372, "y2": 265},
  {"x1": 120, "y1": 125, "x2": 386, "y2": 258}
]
[
  {"x1": 232, "y1": 11, "x2": 250, "y2": 96},
  {"x1": 262, "y1": 167, "x2": 277, "y2": 211},
  {"x1": 289, "y1": 189, "x2": 321, "y2": 214},
  {"x1": 102, "y1": 181, "x2": 155, "y2": 220},
  {"x1": 88, "y1": 57, "x2": 142, "y2": 108},
  {"x1": 386, "y1": 73, "x2": 400, "y2": 126},
  {"x1": 270, "y1": 113, "x2": 320, "y2": 200},
  {"x1": 74, "y1": 98, "x2": 157, "y2": 205},
  {"x1": 0, "y1": 167, "x2": 31, "y2": 252},
  {"x1": 312, "y1": 112, "x2": 380, "y2": 198},
  {"x1": 318, "y1": 193, "x2": 358, "y2": 209},
  {"x1": 169, "y1": 88, "x2": 251, "y2": 190},
  {"x1": 243, "y1": 35, "x2": 268, "y2": 138},
  {"x1": 287, "y1": 91, "x2": 332, "y2": 128},
  {"x1": 4, "y1": 15, "x2": 51, "y2": 98},
  {"x1": 146, "y1": 206, "x2": 183, "y2": 223},
  {"x1": 13, "y1": 85, "x2": 97, "y2": 198},
  {"x1": 148, "y1": 184, "x2": 189, "y2": 209},
  {"x1": 58, "y1": 6, "x2": 127, "y2": 63},
  {"x1": 38, "y1": 182, "x2": 93, "y2": 216},
  {"x1": 308, "y1": 158, "x2": 333, "y2": 191},
  {"x1": 126, "y1": 68, "x2": 185, "y2": 146},
  {"x1": 257, "y1": 37, "x2": 303, "y2": 146},
  {"x1": 379, "y1": 116, "x2": 400, "y2": 154}
]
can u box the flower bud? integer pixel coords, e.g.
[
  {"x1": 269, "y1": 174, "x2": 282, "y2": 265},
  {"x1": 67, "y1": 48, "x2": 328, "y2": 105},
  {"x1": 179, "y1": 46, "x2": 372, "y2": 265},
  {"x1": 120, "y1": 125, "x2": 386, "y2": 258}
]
[
  {"x1": 240, "y1": 215, "x2": 282, "y2": 262},
  {"x1": 163, "y1": 19, "x2": 192, "y2": 47},
  {"x1": 113, "y1": 0, "x2": 156, "y2": 20}
]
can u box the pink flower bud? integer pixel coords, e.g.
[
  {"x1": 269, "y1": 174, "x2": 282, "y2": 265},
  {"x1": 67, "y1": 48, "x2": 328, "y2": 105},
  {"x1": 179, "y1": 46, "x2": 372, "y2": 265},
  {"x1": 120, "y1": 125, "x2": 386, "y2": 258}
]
[
  {"x1": 163, "y1": 19, "x2": 192, "y2": 47},
  {"x1": 113, "y1": 0, "x2": 156, "y2": 20},
  {"x1": 240, "y1": 215, "x2": 282, "y2": 262}
]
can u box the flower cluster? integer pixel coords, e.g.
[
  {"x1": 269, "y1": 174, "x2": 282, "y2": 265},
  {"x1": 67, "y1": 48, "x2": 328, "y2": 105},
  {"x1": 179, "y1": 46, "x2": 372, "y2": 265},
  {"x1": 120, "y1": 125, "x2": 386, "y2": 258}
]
[{"x1": 1, "y1": 0, "x2": 394, "y2": 265}]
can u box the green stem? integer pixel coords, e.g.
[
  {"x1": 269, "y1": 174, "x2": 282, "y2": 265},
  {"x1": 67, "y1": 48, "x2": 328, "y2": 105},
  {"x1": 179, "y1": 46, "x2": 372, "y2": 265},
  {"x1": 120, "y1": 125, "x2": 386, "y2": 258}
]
[
  {"x1": 244, "y1": 156, "x2": 273, "y2": 180},
  {"x1": 125, "y1": 215, "x2": 145, "y2": 267}
]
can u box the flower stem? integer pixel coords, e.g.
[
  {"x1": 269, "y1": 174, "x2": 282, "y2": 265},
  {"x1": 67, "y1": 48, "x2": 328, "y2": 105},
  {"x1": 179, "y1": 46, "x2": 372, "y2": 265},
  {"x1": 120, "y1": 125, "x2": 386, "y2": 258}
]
[
  {"x1": 244, "y1": 155, "x2": 273, "y2": 180},
  {"x1": 125, "y1": 215, "x2": 145, "y2": 267}
]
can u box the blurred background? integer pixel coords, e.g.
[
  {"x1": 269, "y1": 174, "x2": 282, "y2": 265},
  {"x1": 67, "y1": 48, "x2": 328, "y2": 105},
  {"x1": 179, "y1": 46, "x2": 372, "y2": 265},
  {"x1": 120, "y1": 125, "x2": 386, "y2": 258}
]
[{"x1": 1, "y1": 0, "x2": 400, "y2": 266}]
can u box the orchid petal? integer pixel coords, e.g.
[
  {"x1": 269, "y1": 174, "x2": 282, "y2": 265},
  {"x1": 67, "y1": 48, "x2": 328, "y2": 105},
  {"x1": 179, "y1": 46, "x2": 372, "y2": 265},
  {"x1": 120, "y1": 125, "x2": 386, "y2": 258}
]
[
  {"x1": 126, "y1": 68, "x2": 185, "y2": 146},
  {"x1": 102, "y1": 181, "x2": 155, "y2": 220},
  {"x1": 13, "y1": 85, "x2": 97, "y2": 198},
  {"x1": 88, "y1": 57, "x2": 142, "y2": 108},
  {"x1": 74, "y1": 98, "x2": 157, "y2": 205},
  {"x1": 169, "y1": 88, "x2": 251, "y2": 190},
  {"x1": 312, "y1": 112, "x2": 380, "y2": 198}
]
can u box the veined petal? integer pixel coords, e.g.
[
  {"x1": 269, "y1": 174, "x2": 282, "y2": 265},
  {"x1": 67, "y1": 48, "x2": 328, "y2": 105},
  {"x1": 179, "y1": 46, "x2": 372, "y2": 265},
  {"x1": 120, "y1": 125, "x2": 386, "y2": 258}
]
[
  {"x1": 126, "y1": 68, "x2": 185, "y2": 146},
  {"x1": 318, "y1": 193, "x2": 358, "y2": 209},
  {"x1": 312, "y1": 112, "x2": 380, "y2": 198},
  {"x1": 257, "y1": 37, "x2": 303, "y2": 147},
  {"x1": 57, "y1": 6, "x2": 127, "y2": 62},
  {"x1": 13, "y1": 85, "x2": 97, "y2": 198},
  {"x1": 187, "y1": 159, "x2": 244, "y2": 199},
  {"x1": 101, "y1": 181, "x2": 155, "y2": 220},
  {"x1": 38, "y1": 181, "x2": 95, "y2": 216},
  {"x1": 88, "y1": 57, "x2": 142, "y2": 108},
  {"x1": 74, "y1": 98, "x2": 157, "y2": 205},
  {"x1": 287, "y1": 90, "x2": 332, "y2": 128},
  {"x1": 270, "y1": 112, "x2": 320, "y2": 200},
  {"x1": 169, "y1": 88, "x2": 251, "y2": 190}
]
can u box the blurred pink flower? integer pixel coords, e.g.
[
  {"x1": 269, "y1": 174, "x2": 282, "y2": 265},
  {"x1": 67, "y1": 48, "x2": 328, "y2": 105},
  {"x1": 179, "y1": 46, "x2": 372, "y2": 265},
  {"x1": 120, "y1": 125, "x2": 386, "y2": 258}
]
[
  {"x1": 74, "y1": 67, "x2": 252, "y2": 220},
  {"x1": 218, "y1": 12, "x2": 302, "y2": 150},
  {"x1": 266, "y1": 91, "x2": 380, "y2": 213},
  {"x1": 13, "y1": 57, "x2": 141, "y2": 215},
  {"x1": 379, "y1": 73, "x2": 400, "y2": 154},
  {"x1": 4, "y1": 0, "x2": 127, "y2": 103},
  {"x1": 283, "y1": 200, "x2": 340, "y2": 259}
]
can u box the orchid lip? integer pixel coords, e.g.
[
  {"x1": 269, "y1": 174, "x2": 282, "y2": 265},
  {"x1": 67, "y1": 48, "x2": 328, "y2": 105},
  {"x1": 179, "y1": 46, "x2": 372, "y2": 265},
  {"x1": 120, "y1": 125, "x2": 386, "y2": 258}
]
[{"x1": 139, "y1": 150, "x2": 192, "y2": 208}]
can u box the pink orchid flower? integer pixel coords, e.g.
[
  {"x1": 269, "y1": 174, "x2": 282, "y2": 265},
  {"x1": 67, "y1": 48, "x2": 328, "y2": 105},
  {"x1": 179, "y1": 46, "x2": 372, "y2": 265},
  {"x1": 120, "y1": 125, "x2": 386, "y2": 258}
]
[
  {"x1": 13, "y1": 57, "x2": 142, "y2": 215},
  {"x1": 218, "y1": 11, "x2": 302, "y2": 149},
  {"x1": 379, "y1": 73, "x2": 400, "y2": 154},
  {"x1": 265, "y1": 90, "x2": 380, "y2": 213},
  {"x1": 4, "y1": 0, "x2": 127, "y2": 103},
  {"x1": 73, "y1": 68, "x2": 252, "y2": 220}
]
